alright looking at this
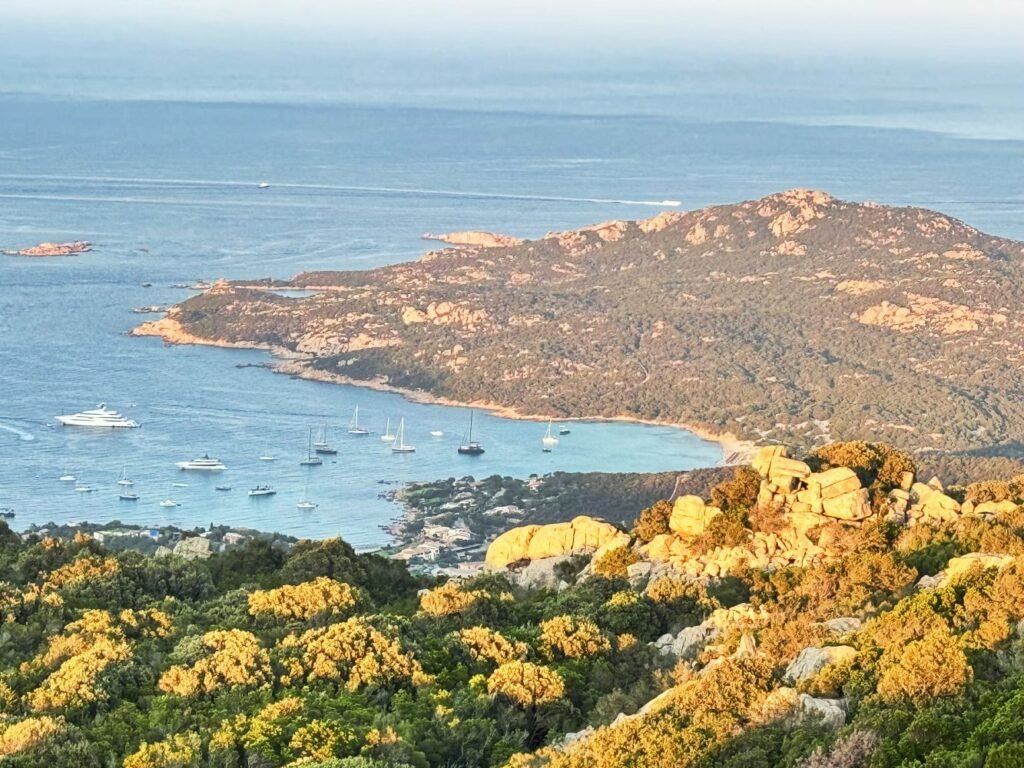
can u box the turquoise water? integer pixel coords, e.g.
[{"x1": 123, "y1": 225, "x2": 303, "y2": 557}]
[{"x1": 0, "y1": 56, "x2": 1022, "y2": 547}]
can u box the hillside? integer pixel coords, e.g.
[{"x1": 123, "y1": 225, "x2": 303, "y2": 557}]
[
  {"x1": 6, "y1": 442, "x2": 1024, "y2": 767},
  {"x1": 135, "y1": 190, "x2": 1024, "y2": 469}
]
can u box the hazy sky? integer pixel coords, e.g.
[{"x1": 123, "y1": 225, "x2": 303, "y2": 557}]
[{"x1": 6, "y1": 0, "x2": 1024, "y2": 60}]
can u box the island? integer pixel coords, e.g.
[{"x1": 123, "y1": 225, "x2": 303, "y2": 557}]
[
  {"x1": 3, "y1": 240, "x2": 92, "y2": 257},
  {"x1": 133, "y1": 189, "x2": 1024, "y2": 479}
]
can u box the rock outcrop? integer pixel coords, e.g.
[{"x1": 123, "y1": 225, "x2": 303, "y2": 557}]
[
  {"x1": 4, "y1": 240, "x2": 92, "y2": 257},
  {"x1": 422, "y1": 231, "x2": 523, "y2": 248},
  {"x1": 783, "y1": 646, "x2": 858, "y2": 684},
  {"x1": 484, "y1": 515, "x2": 628, "y2": 569}
]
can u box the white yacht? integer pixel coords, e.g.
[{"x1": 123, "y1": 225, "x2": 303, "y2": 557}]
[
  {"x1": 257, "y1": 181, "x2": 270, "y2": 189},
  {"x1": 176, "y1": 454, "x2": 226, "y2": 471},
  {"x1": 430, "y1": 430, "x2": 444, "y2": 438},
  {"x1": 159, "y1": 498, "x2": 179, "y2": 508},
  {"x1": 347, "y1": 406, "x2": 370, "y2": 436},
  {"x1": 117, "y1": 465, "x2": 133, "y2": 487},
  {"x1": 56, "y1": 404, "x2": 139, "y2": 429},
  {"x1": 391, "y1": 418, "x2": 415, "y2": 453},
  {"x1": 380, "y1": 417, "x2": 396, "y2": 442},
  {"x1": 248, "y1": 485, "x2": 277, "y2": 497},
  {"x1": 258, "y1": 445, "x2": 276, "y2": 462},
  {"x1": 59, "y1": 465, "x2": 76, "y2": 482},
  {"x1": 74, "y1": 482, "x2": 96, "y2": 493}
]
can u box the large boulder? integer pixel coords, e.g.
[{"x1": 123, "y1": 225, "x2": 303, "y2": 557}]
[
  {"x1": 808, "y1": 467, "x2": 863, "y2": 500},
  {"x1": 798, "y1": 695, "x2": 847, "y2": 729},
  {"x1": 783, "y1": 645, "x2": 858, "y2": 683},
  {"x1": 485, "y1": 516, "x2": 627, "y2": 568},
  {"x1": 670, "y1": 495, "x2": 722, "y2": 537},
  {"x1": 821, "y1": 488, "x2": 872, "y2": 521},
  {"x1": 945, "y1": 552, "x2": 1016, "y2": 582},
  {"x1": 173, "y1": 537, "x2": 212, "y2": 560},
  {"x1": 974, "y1": 500, "x2": 1019, "y2": 517}
]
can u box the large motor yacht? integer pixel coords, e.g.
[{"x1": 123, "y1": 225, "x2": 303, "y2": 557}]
[
  {"x1": 176, "y1": 454, "x2": 227, "y2": 471},
  {"x1": 56, "y1": 403, "x2": 140, "y2": 429}
]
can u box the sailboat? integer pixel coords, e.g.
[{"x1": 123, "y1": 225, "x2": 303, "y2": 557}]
[
  {"x1": 542, "y1": 420, "x2": 559, "y2": 452},
  {"x1": 74, "y1": 477, "x2": 96, "y2": 493},
  {"x1": 347, "y1": 406, "x2": 369, "y2": 436},
  {"x1": 314, "y1": 424, "x2": 337, "y2": 455},
  {"x1": 299, "y1": 428, "x2": 323, "y2": 466},
  {"x1": 258, "y1": 445, "x2": 276, "y2": 461},
  {"x1": 380, "y1": 417, "x2": 396, "y2": 442},
  {"x1": 119, "y1": 487, "x2": 139, "y2": 501},
  {"x1": 458, "y1": 410, "x2": 485, "y2": 456},
  {"x1": 297, "y1": 485, "x2": 317, "y2": 511},
  {"x1": 390, "y1": 418, "x2": 415, "y2": 453},
  {"x1": 117, "y1": 465, "x2": 133, "y2": 487},
  {"x1": 159, "y1": 486, "x2": 179, "y2": 507},
  {"x1": 59, "y1": 465, "x2": 76, "y2": 482}
]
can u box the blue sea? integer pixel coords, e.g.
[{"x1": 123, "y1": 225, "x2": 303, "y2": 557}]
[{"x1": 1, "y1": 49, "x2": 1022, "y2": 547}]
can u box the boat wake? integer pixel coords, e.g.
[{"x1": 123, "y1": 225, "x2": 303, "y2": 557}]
[
  {"x1": 0, "y1": 173, "x2": 681, "y2": 208},
  {"x1": 0, "y1": 421, "x2": 36, "y2": 441}
]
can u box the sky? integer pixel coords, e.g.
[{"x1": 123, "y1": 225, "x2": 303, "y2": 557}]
[{"x1": 4, "y1": 0, "x2": 1024, "y2": 62}]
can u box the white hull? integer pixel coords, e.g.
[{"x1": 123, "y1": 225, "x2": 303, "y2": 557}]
[{"x1": 176, "y1": 463, "x2": 225, "y2": 471}]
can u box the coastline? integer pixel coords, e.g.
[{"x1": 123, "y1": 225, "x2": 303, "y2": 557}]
[{"x1": 131, "y1": 316, "x2": 756, "y2": 465}]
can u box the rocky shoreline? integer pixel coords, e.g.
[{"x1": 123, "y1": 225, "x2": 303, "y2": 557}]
[{"x1": 130, "y1": 315, "x2": 752, "y2": 463}]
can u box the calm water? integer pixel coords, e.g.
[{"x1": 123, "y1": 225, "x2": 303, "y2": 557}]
[{"x1": 1, "y1": 59, "x2": 1022, "y2": 547}]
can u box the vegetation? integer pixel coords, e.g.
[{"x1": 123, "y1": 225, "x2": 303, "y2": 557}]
[
  {"x1": 153, "y1": 191, "x2": 1024, "y2": 475},
  {"x1": 11, "y1": 442, "x2": 1024, "y2": 766}
]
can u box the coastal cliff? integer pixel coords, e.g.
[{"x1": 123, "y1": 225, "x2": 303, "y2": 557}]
[{"x1": 134, "y1": 190, "x2": 1024, "y2": 473}]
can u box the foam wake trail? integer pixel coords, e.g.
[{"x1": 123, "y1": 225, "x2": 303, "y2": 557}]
[
  {"x1": 0, "y1": 173, "x2": 682, "y2": 207},
  {"x1": 0, "y1": 421, "x2": 36, "y2": 441}
]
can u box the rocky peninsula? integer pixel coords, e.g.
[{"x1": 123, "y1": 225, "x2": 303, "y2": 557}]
[{"x1": 133, "y1": 190, "x2": 1024, "y2": 478}]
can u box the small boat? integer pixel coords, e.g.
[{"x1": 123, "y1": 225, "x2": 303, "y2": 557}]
[
  {"x1": 59, "y1": 465, "x2": 76, "y2": 482},
  {"x1": 159, "y1": 498, "x2": 179, "y2": 508},
  {"x1": 559, "y1": 425, "x2": 571, "y2": 435},
  {"x1": 660, "y1": 199, "x2": 682, "y2": 207},
  {"x1": 119, "y1": 490, "x2": 139, "y2": 501},
  {"x1": 542, "y1": 420, "x2": 559, "y2": 451},
  {"x1": 56, "y1": 403, "x2": 140, "y2": 429},
  {"x1": 0, "y1": 508, "x2": 14, "y2": 519},
  {"x1": 176, "y1": 454, "x2": 226, "y2": 471},
  {"x1": 258, "y1": 445, "x2": 276, "y2": 461},
  {"x1": 257, "y1": 181, "x2": 270, "y2": 189},
  {"x1": 248, "y1": 485, "x2": 277, "y2": 497},
  {"x1": 458, "y1": 410, "x2": 485, "y2": 456},
  {"x1": 297, "y1": 485, "x2": 317, "y2": 511},
  {"x1": 380, "y1": 417, "x2": 396, "y2": 443},
  {"x1": 300, "y1": 428, "x2": 323, "y2": 466},
  {"x1": 314, "y1": 424, "x2": 338, "y2": 455},
  {"x1": 347, "y1": 406, "x2": 370, "y2": 436},
  {"x1": 215, "y1": 485, "x2": 232, "y2": 492},
  {"x1": 391, "y1": 418, "x2": 415, "y2": 453},
  {"x1": 74, "y1": 481, "x2": 96, "y2": 493},
  {"x1": 171, "y1": 482, "x2": 189, "y2": 488},
  {"x1": 117, "y1": 465, "x2": 133, "y2": 487},
  {"x1": 430, "y1": 430, "x2": 444, "y2": 438},
  {"x1": 140, "y1": 282, "x2": 153, "y2": 288}
]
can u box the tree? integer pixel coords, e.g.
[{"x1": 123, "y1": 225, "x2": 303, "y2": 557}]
[
  {"x1": 487, "y1": 662, "x2": 565, "y2": 708},
  {"x1": 247, "y1": 576, "x2": 357, "y2": 624},
  {"x1": 158, "y1": 629, "x2": 271, "y2": 697}
]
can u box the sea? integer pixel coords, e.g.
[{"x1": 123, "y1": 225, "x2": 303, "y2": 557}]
[{"x1": 1, "y1": 47, "x2": 1022, "y2": 548}]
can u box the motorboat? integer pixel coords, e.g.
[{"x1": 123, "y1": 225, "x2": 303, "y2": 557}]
[
  {"x1": 248, "y1": 485, "x2": 277, "y2": 497},
  {"x1": 0, "y1": 508, "x2": 14, "y2": 519},
  {"x1": 74, "y1": 482, "x2": 96, "y2": 493},
  {"x1": 391, "y1": 418, "x2": 415, "y2": 453},
  {"x1": 215, "y1": 485, "x2": 232, "y2": 492},
  {"x1": 457, "y1": 410, "x2": 485, "y2": 456},
  {"x1": 347, "y1": 406, "x2": 370, "y2": 436},
  {"x1": 257, "y1": 181, "x2": 270, "y2": 189},
  {"x1": 159, "y1": 498, "x2": 179, "y2": 508},
  {"x1": 119, "y1": 490, "x2": 139, "y2": 501},
  {"x1": 56, "y1": 403, "x2": 140, "y2": 429},
  {"x1": 559, "y1": 425, "x2": 572, "y2": 435},
  {"x1": 430, "y1": 430, "x2": 444, "y2": 438},
  {"x1": 176, "y1": 454, "x2": 226, "y2": 471}
]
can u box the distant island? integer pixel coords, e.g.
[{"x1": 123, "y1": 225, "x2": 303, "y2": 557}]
[
  {"x1": 133, "y1": 190, "x2": 1024, "y2": 480},
  {"x1": 3, "y1": 240, "x2": 92, "y2": 257}
]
